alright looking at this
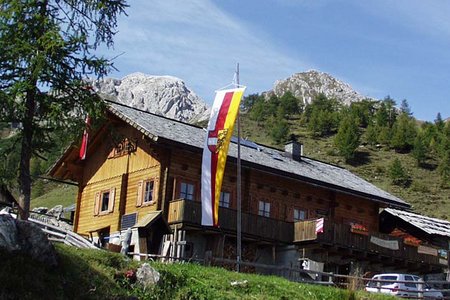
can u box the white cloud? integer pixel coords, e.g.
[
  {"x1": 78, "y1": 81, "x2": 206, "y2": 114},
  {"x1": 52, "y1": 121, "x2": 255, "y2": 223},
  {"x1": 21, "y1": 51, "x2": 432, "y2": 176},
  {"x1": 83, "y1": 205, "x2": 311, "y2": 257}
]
[{"x1": 101, "y1": 0, "x2": 309, "y2": 103}]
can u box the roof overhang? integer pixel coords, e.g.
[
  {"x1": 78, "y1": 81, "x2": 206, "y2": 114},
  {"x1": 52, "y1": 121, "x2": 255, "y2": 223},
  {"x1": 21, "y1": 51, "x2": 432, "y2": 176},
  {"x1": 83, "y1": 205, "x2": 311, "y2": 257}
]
[{"x1": 133, "y1": 210, "x2": 171, "y2": 234}]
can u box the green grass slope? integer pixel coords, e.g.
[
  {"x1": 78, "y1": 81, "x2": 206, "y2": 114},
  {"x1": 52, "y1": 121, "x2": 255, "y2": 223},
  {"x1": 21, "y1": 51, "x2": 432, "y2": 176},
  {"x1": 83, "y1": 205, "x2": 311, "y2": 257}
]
[
  {"x1": 31, "y1": 182, "x2": 77, "y2": 209},
  {"x1": 0, "y1": 244, "x2": 394, "y2": 300}
]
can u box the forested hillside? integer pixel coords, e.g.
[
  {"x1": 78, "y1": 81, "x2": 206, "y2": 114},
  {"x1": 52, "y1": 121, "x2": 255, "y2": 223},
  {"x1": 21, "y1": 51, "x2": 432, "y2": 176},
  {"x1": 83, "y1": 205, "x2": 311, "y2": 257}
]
[{"x1": 240, "y1": 92, "x2": 450, "y2": 218}]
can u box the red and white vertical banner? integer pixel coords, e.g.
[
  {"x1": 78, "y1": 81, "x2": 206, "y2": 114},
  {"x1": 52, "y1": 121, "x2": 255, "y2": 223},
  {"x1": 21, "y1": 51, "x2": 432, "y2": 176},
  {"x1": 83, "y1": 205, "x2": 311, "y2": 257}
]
[
  {"x1": 315, "y1": 218, "x2": 324, "y2": 234},
  {"x1": 79, "y1": 115, "x2": 91, "y2": 160},
  {"x1": 201, "y1": 87, "x2": 246, "y2": 227}
]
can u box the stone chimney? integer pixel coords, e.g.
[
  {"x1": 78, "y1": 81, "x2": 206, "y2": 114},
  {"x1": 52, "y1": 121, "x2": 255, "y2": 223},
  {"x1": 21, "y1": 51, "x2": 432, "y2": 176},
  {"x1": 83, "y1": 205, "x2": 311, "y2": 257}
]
[{"x1": 284, "y1": 140, "x2": 303, "y2": 161}]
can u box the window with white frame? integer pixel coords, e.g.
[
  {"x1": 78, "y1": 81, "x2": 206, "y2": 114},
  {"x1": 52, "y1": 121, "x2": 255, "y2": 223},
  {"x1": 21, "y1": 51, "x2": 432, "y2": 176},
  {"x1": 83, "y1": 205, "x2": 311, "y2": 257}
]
[
  {"x1": 143, "y1": 180, "x2": 154, "y2": 203},
  {"x1": 100, "y1": 191, "x2": 110, "y2": 212},
  {"x1": 180, "y1": 182, "x2": 195, "y2": 200},
  {"x1": 293, "y1": 208, "x2": 307, "y2": 221},
  {"x1": 219, "y1": 191, "x2": 230, "y2": 208},
  {"x1": 94, "y1": 187, "x2": 115, "y2": 215},
  {"x1": 136, "y1": 179, "x2": 157, "y2": 207},
  {"x1": 258, "y1": 200, "x2": 270, "y2": 217}
]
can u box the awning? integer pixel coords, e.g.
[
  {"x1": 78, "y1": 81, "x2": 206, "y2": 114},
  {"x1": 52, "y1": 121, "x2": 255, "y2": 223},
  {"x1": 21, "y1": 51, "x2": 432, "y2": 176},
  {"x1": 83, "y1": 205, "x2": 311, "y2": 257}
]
[{"x1": 133, "y1": 210, "x2": 171, "y2": 234}]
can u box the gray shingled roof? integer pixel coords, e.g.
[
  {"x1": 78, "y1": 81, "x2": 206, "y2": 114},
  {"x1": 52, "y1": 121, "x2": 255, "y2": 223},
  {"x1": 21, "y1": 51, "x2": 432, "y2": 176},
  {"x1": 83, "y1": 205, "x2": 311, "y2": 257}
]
[
  {"x1": 109, "y1": 102, "x2": 409, "y2": 208},
  {"x1": 384, "y1": 208, "x2": 450, "y2": 237}
]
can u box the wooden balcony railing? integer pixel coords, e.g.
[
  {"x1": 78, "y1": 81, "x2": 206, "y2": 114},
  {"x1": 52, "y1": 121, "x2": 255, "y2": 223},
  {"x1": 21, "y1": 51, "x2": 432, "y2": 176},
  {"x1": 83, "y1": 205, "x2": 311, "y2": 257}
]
[
  {"x1": 168, "y1": 199, "x2": 293, "y2": 243},
  {"x1": 294, "y1": 218, "x2": 444, "y2": 266}
]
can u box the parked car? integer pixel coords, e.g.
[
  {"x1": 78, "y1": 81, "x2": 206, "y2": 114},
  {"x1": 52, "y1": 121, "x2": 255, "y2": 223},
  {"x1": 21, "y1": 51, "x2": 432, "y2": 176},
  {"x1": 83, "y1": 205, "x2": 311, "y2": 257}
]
[{"x1": 365, "y1": 273, "x2": 443, "y2": 299}]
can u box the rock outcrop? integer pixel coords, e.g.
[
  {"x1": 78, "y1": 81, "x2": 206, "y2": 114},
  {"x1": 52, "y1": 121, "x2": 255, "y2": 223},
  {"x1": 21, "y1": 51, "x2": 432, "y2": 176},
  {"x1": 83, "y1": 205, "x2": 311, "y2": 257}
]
[
  {"x1": 92, "y1": 73, "x2": 209, "y2": 123},
  {"x1": 136, "y1": 263, "x2": 160, "y2": 289},
  {"x1": 0, "y1": 214, "x2": 57, "y2": 267},
  {"x1": 267, "y1": 70, "x2": 372, "y2": 106}
]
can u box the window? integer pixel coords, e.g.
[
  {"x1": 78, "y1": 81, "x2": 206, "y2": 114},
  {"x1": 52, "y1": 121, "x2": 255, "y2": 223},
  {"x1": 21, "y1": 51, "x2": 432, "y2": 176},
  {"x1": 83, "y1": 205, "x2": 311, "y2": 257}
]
[
  {"x1": 136, "y1": 179, "x2": 157, "y2": 206},
  {"x1": 404, "y1": 275, "x2": 417, "y2": 288},
  {"x1": 101, "y1": 191, "x2": 110, "y2": 212},
  {"x1": 94, "y1": 187, "x2": 115, "y2": 215},
  {"x1": 258, "y1": 201, "x2": 270, "y2": 217},
  {"x1": 294, "y1": 209, "x2": 307, "y2": 221},
  {"x1": 144, "y1": 180, "x2": 154, "y2": 203},
  {"x1": 180, "y1": 182, "x2": 195, "y2": 200},
  {"x1": 219, "y1": 192, "x2": 230, "y2": 208}
]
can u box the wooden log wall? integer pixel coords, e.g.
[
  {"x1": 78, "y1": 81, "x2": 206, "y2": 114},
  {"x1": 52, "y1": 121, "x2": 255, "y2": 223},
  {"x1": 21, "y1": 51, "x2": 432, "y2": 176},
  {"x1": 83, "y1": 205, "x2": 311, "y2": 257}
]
[
  {"x1": 165, "y1": 147, "x2": 381, "y2": 230},
  {"x1": 77, "y1": 175, "x2": 123, "y2": 234},
  {"x1": 334, "y1": 193, "x2": 379, "y2": 231},
  {"x1": 76, "y1": 124, "x2": 163, "y2": 235}
]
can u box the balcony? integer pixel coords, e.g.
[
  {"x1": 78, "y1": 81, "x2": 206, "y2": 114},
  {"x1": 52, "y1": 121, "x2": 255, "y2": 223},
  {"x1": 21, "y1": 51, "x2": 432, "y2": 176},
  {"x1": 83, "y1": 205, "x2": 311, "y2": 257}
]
[
  {"x1": 167, "y1": 199, "x2": 293, "y2": 243},
  {"x1": 294, "y1": 219, "x2": 445, "y2": 268}
]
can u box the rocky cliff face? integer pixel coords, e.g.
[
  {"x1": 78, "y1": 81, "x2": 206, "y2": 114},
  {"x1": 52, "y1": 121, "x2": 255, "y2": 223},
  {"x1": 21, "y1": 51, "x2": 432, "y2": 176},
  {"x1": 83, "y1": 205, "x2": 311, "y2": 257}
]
[
  {"x1": 267, "y1": 70, "x2": 372, "y2": 105},
  {"x1": 92, "y1": 73, "x2": 209, "y2": 123}
]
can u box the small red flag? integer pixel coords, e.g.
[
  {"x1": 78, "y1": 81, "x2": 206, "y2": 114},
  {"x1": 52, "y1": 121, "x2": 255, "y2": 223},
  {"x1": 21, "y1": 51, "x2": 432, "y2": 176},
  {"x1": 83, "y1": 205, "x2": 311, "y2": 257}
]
[{"x1": 79, "y1": 116, "x2": 90, "y2": 160}]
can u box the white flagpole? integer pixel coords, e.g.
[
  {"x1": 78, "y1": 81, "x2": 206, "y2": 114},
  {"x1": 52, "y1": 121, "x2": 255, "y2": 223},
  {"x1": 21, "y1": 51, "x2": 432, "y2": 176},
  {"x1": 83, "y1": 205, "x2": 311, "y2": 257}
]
[{"x1": 236, "y1": 63, "x2": 242, "y2": 272}]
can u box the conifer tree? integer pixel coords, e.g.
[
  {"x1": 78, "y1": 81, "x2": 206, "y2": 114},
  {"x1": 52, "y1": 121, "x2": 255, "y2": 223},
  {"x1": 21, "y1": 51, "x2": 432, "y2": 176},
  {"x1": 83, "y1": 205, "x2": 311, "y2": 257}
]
[
  {"x1": 412, "y1": 134, "x2": 427, "y2": 166},
  {"x1": 435, "y1": 112, "x2": 445, "y2": 132},
  {"x1": 389, "y1": 158, "x2": 410, "y2": 187},
  {"x1": 365, "y1": 123, "x2": 378, "y2": 146},
  {"x1": 390, "y1": 113, "x2": 417, "y2": 152},
  {"x1": 334, "y1": 114, "x2": 360, "y2": 160},
  {"x1": 0, "y1": 0, "x2": 128, "y2": 220}
]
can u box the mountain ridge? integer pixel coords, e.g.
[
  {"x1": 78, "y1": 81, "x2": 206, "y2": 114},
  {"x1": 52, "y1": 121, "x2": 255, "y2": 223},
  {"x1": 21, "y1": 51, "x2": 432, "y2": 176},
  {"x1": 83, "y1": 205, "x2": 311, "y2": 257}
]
[
  {"x1": 264, "y1": 69, "x2": 373, "y2": 106},
  {"x1": 91, "y1": 72, "x2": 210, "y2": 123}
]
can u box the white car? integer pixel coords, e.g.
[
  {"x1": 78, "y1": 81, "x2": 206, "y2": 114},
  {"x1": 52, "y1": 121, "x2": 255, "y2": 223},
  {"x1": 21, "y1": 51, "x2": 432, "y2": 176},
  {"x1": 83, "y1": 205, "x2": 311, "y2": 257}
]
[{"x1": 365, "y1": 273, "x2": 443, "y2": 299}]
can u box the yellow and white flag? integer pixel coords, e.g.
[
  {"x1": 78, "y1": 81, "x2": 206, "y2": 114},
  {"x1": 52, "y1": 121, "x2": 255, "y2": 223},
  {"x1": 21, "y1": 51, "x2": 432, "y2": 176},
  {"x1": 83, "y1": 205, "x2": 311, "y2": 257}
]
[{"x1": 201, "y1": 87, "x2": 246, "y2": 227}]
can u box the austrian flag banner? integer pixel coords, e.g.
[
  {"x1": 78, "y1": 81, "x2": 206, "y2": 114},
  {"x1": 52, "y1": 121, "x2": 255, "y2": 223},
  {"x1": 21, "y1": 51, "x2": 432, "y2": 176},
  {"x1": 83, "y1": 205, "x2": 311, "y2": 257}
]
[
  {"x1": 201, "y1": 87, "x2": 246, "y2": 227},
  {"x1": 79, "y1": 115, "x2": 90, "y2": 160}
]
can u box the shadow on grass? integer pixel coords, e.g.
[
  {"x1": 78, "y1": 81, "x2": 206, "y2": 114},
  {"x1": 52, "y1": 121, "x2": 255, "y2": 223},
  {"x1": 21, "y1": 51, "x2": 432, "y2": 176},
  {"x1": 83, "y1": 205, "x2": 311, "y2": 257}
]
[
  {"x1": 0, "y1": 245, "x2": 131, "y2": 300},
  {"x1": 419, "y1": 162, "x2": 438, "y2": 171},
  {"x1": 346, "y1": 151, "x2": 371, "y2": 167}
]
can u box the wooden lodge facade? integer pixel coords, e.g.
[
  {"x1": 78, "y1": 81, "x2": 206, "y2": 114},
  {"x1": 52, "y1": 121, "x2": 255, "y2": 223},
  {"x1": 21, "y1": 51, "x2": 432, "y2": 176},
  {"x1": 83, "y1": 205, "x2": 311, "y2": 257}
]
[{"x1": 49, "y1": 102, "x2": 448, "y2": 276}]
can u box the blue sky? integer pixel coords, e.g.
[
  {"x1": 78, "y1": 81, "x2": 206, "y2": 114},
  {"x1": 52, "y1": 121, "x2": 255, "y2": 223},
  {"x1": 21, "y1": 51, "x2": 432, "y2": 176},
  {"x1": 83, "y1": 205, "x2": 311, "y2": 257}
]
[{"x1": 101, "y1": 0, "x2": 450, "y2": 121}]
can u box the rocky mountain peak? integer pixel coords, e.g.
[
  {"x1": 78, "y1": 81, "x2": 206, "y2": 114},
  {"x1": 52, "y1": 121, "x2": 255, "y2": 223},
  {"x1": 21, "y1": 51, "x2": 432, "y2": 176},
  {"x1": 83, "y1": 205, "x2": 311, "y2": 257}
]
[
  {"x1": 91, "y1": 72, "x2": 209, "y2": 123},
  {"x1": 269, "y1": 70, "x2": 371, "y2": 105}
]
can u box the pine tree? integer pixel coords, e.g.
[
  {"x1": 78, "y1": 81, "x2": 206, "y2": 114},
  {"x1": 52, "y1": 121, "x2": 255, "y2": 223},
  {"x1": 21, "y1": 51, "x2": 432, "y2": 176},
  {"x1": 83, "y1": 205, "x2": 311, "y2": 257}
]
[
  {"x1": 400, "y1": 99, "x2": 412, "y2": 116},
  {"x1": 438, "y1": 151, "x2": 450, "y2": 188},
  {"x1": 390, "y1": 113, "x2": 417, "y2": 152},
  {"x1": 375, "y1": 102, "x2": 389, "y2": 127},
  {"x1": 412, "y1": 134, "x2": 427, "y2": 166},
  {"x1": 278, "y1": 91, "x2": 301, "y2": 117},
  {"x1": 0, "y1": 0, "x2": 128, "y2": 220},
  {"x1": 384, "y1": 96, "x2": 397, "y2": 127},
  {"x1": 389, "y1": 158, "x2": 410, "y2": 187},
  {"x1": 334, "y1": 114, "x2": 360, "y2": 160},
  {"x1": 269, "y1": 117, "x2": 289, "y2": 144},
  {"x1": 377, "y1": 126, "x2": 392, "y2": 146},
  {"x1": 437, "y1": 123, "x2": 450, "y2": 187},
  {"x1": 349, "y1": 100, "x2": 376, "y2": 128},
  {"x1": 365, "y1": 123, "x2": 378, "y2": 146},
  {"x1": 306, "y1": 94, "x2": 340, "y2": 137},
  {"x1": 435, "y1": 112, "x2": 445, "y2": 132},
  {"x1": 249, "y1": 98, "x2": 267, "y2": 123}
]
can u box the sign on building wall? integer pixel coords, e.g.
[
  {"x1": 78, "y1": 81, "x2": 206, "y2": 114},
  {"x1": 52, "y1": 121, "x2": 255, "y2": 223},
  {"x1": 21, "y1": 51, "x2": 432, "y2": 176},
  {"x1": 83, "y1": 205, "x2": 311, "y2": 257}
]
[
  {"x1": 418, "y1": 245, "x2": 438, "y2": 256},
  {"x1": 370, "y1": 236, "x2": 399, "y2": 250}
]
